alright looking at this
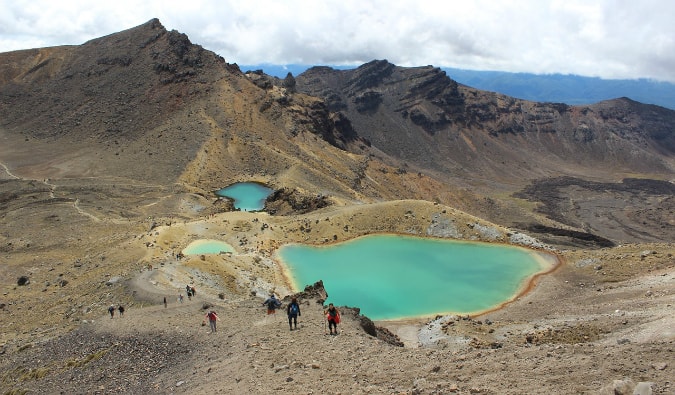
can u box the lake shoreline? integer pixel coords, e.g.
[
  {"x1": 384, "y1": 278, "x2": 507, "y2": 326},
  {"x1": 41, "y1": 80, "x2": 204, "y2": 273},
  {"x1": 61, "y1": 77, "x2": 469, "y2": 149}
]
[{"x1": 274, "y1": 233, "x2": 563, "y2": 324}]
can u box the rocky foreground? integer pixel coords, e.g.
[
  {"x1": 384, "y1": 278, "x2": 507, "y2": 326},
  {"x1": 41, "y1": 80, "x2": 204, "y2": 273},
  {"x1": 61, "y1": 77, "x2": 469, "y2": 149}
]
[{"x1": 1, "y1": 207, "x2": 673, "y2": 394}]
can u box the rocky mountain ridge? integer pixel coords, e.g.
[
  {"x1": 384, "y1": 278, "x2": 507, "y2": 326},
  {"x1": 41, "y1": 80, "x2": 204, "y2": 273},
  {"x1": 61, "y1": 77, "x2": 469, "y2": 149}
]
[{"x1": 296, "y1": 60, "x2": 674, "y2": 181}]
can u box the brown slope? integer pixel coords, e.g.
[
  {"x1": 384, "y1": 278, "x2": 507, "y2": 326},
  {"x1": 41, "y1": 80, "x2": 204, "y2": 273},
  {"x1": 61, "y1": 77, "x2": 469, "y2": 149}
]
[
  {"x1": 0, "y1": 20, "x2": 456, "y2": 208},
  {"x1": 0, "y1": 18, "x2": 226, "y2": 183}
]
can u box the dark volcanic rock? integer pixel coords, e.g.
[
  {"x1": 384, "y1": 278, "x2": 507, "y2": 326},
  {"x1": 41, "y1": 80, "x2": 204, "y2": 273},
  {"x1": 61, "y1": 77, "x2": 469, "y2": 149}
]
[
  {"x1": 265, "y1": 188, "x2": 332, "y2": 215},
  {"x1": 346, "y1": 59, "x2": 395, "y2": 92},
  {"x1": 514, "y1": 177, "x2": 675, "y2": 244},
  {"x1": 353, "y1": 90, "x2": 383, "y2": 114}
]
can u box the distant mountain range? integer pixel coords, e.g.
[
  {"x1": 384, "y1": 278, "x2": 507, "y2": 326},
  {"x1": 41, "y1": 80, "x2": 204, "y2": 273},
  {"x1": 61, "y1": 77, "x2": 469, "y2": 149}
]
[{"x1": 241, "y1": 64, "x2": 675, "y2": 110}]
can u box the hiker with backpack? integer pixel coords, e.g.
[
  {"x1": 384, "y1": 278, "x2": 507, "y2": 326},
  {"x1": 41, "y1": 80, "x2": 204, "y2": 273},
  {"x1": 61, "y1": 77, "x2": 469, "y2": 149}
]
[
  {"x1": 286, "y1": 297, "x2": 301, "y2": 330},
  {"x1": 205, "y1": 310, "x2": 219, "y2": 333},
  {"x1": 325, "y1": 303, "x2": 341, "y2": 335},
  {"x1": 262, "y1": 293, "x2": 281, "y2": 315},
  {"x1": 108, "y1": 305, "x2": 115, "y2": 318}
]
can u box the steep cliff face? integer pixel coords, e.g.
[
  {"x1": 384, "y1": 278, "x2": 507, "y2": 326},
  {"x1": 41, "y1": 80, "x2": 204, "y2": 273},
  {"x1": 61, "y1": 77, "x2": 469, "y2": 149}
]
[{"x1": 296, "y1": 60, "x2": 675, "y2": 182}]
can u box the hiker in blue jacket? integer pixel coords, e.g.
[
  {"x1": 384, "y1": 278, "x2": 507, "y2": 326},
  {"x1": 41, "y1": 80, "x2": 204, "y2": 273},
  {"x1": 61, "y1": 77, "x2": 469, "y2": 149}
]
[{"x1": 286, "y1": 297, "x2": 301, "y2": 330}]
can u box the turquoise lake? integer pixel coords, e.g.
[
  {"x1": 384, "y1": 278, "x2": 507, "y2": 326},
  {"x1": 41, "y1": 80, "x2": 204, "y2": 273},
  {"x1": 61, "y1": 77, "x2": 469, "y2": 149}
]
[
  {"x1": 182, "y1": 239, "x2": 235, "y2": 255},
  {"x1": 216, "y1": 182, "x2": 273, "y2": 211},
  {"x1": 277, "y1": 234, "x2": 551, "y2": 321}
]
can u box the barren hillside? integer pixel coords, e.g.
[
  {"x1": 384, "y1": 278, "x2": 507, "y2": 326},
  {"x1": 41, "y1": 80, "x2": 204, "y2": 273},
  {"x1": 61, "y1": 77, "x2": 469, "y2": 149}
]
[{"x1": 0, "y1": 19, "x2": 673, "y2": 394}]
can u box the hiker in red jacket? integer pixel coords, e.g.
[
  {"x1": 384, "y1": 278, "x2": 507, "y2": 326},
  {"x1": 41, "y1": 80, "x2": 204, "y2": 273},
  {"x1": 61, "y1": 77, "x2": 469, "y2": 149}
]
[
  {"x1": 325, "y1": 303, "x2": 340, "y2": 335},
  {"x1": 205, "y1": 310, "x2": 219, "y2": 333}
]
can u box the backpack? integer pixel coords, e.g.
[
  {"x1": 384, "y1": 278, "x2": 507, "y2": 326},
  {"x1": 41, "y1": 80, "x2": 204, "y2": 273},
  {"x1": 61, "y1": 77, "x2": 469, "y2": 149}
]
[
  {"x1": 289, "y1": 303, "x2": 299, "y2": 315},
  {"x1": 267, "y1": 298, "x2": 279, "y2": 309}
]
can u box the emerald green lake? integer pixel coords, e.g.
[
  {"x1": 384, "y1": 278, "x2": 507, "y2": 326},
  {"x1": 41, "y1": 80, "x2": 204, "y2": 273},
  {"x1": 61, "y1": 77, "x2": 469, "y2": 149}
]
[
  {"x1": 182, "y1": 239, "x2": 235, "y2": 255},
  {"x1": 216, "y1": 182, "x2": 273, "y2": 211},
  {"x1": 277, "y1": 234, "x2": 551, "y2": 321}
]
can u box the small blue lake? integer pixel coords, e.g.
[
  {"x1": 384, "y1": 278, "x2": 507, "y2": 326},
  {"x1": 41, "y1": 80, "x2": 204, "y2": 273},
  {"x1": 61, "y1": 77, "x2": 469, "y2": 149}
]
[
  {"x1": 216, "y1": 182, "x2": 273, "y2": 211},
  {"x1": 277, "y1": 234, "x2": 553, "y2": 321},
  {"x1": 182, "y1": 239, "x2": 235, "y2": 255}
]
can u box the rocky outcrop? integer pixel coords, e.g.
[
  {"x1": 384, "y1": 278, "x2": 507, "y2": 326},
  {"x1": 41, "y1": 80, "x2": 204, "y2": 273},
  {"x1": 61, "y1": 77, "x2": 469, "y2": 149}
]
[
  {"x1": 265, "y1": 188, "x2": 332, "y2": 215},
  {"x1": 341, "y1": 306, "x2": 405, "y2": 347},
  {"x1": 346, "y1": 59, "x2": 395, "y2": 92},
  {"x1": 283, "y1": 280, "x2": 329, "y2": 304}
]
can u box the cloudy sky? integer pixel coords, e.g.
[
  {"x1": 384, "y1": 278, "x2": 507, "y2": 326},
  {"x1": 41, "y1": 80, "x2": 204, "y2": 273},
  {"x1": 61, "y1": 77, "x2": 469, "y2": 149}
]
[{"x1": 1, "y1": 0, "x2": 674, "y2": 82}]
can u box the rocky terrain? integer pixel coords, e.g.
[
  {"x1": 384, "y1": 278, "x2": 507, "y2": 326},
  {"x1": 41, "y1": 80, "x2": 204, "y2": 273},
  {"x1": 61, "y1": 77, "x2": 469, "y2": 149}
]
[{"x1": 0, "y1": 19, "x2": 673, "y2": 394}]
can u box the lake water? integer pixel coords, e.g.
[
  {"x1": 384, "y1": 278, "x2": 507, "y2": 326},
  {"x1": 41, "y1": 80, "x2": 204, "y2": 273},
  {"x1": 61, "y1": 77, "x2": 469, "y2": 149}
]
[
  {"x1": 277, "y1": 234, "x2": 552, "y2": 321},
  {"x1": 182, "y1": 239, "x2": 235, "y2": 255},
  {"x1": 215, "y1": 182, "x2": 273, "y2": 211}
]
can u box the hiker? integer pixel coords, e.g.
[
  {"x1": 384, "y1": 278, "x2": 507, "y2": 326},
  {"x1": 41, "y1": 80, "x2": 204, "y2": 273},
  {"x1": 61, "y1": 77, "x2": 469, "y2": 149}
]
[
  {"x1": 191, "y1": 286, "x2": 196, "y2": 296},
  {"x1": 262, "y1": 294, "x2": 281, "y2": 315},
  {"x1": 287, "y1": 297, "x2": 301, "y2": 331},
  {"x1": 163, "y1": 296, "x2": 167, "y2": 308},
  {"x1": 118, "y1": 305, "x2": 125, "y2": 317},
  {"x1": 186, "y1": 285, "x2": 192, "y2": 300},
  {"x1": 205, "y1": 310, "x2": 219, "y2": 333},
  {"x1": 108, "y1": 305, "x2": 115, "y2": 318},
  {"x1": 178, "y1": 294, "x2": 184, "y2": 303},
  {"x1": 325, "y1": 303, "x2": 341, "y2": 335}
]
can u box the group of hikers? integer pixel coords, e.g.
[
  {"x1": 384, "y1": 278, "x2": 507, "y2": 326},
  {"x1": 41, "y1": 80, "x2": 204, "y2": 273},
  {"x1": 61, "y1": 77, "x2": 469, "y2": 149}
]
[
  {"x1": 113, "y1": 285, "x2": 341, "y2": 335},
  {"x1": 107, "y1": 304, "x2": 125, "y2": 318},
  {"x1": 263, "y1": 293, "x2": 341, "y2": 334},
  {"x1": 202, "y1": 293, "x2": 339, "y2": 335}
]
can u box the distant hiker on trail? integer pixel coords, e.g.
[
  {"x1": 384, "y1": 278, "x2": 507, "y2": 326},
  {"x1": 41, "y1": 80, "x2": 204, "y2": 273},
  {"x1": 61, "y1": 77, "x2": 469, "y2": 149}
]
[
  {"x1": 186, "y1": 285, "x2": 193, "y2": 300},
  {"x1": 178, "y1": 294, "x2": 184, "y2": 303},
  {"x1": 108, "y1": 305, "x2": 115, "y2": 318},
  {"x1": 205, "y1": 310, "x2": 219, "y2": 333},
  {"x1": 325, "y1": 303, "x2": 341, "y2": 335},
  {"x1": 287, "y1": 297, "x2": 301, "y2": 331},
  {"x1": 191, "y1": 286, "x2": 196, "y2": 296},
  {"x1": 118, "y1": 305, "x2": 125, "y2": 317},
  {"x1": 263, "y1": 294, "x2": 281, "y2": 315},
  {"x1": 163, "y1": 296, "x2": 167, "y2": 308}
]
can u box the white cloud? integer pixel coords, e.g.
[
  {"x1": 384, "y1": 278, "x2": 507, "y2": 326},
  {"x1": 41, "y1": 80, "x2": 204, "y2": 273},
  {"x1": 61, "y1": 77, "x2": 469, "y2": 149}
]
[{"x1": 0, "y1": 0, "x2": 674, "y2": 82}]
